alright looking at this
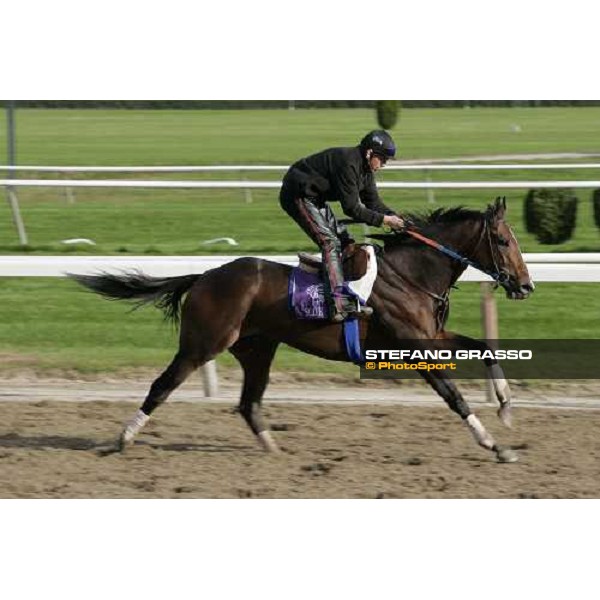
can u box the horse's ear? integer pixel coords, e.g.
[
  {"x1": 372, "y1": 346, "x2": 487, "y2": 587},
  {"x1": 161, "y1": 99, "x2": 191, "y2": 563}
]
[{"x1": 492, "y1": 196, "x2": 507, "y2": 219}]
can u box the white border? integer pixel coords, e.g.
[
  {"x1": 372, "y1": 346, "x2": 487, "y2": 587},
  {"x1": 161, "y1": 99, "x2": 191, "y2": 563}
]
[
  {"x1": 2, "y1": 501, "x2": 598, "y2": 599},
  {"x1": 3, "y1": 2, "x2": 597, "y2": 98}
]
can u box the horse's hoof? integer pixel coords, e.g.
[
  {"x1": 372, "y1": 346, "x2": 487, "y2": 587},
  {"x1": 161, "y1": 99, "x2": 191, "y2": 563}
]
[
  {"x1": 118, "y1": 435, "x2": 132, "y2": 453},
  {"x1": 96, "y1": 443, "x2": 120, "y2": 457},
  {"x1": 497, "y1": 404, "x2": 513, "y2": 429},
  {"x1": 496, "y1": 447, "x2": 518, "y2": 463}
]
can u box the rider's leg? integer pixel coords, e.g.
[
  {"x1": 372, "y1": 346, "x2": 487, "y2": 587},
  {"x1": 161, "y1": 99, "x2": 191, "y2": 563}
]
[
  {"x1": 336, "y1": 220, "x2": 355, "y2": 250},
  {"x1": 323, "y1": 206, "x2": 372, "y2": 318},
  {"x1": 280, "y1": 195, "x2": 355, "y2": 320},
  {"x1": 294, "y1": 199, "x2": 355, "y2": 320}
]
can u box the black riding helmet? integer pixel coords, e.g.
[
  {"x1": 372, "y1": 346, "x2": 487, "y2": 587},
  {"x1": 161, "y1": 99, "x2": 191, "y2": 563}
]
[{"x1": 359, "y1": 130, "x2": 396, "y2": 160}]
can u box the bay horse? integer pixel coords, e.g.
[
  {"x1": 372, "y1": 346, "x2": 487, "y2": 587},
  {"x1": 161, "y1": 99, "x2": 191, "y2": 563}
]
[{"x1": 70, "y1": 197, "x2": 534, "y2": 463}]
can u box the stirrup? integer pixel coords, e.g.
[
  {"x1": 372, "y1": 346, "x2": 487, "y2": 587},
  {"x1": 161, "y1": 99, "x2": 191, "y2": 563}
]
[
  {"x1": 331, "y1": 306, "x2": 372, "y2": 323},
  {"x1": 348, "y1": 306, "x2": 373, "y2": 320}
]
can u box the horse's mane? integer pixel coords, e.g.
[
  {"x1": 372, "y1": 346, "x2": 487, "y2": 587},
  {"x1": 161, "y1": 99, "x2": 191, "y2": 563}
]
[
  {"x1": 369, "y1": 206, "x2": 485, "y2": 247},
  {"x1": 406, "y1": 206, "x2": 484, "y2": 228}
]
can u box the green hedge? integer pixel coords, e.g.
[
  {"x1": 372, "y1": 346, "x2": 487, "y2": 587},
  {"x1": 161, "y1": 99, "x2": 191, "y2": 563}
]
[
  {"x1": 524, "y1": 188, "x2": 578, "y2": 244},
  {"x1": 375, "y1": 101, "x2": 400, "y2": 129},
  {"x1": 593, "y1": 189, "x2": 600, "y2": 232}
]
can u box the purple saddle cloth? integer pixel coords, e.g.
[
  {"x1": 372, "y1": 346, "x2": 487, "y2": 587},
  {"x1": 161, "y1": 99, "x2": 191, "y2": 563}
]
[
  {"x1": 288, "y1": 267, "x2": 328, "y2": 320},
  {"x1": 288, "y1": 267, "x2": 364, "y2": 363}
]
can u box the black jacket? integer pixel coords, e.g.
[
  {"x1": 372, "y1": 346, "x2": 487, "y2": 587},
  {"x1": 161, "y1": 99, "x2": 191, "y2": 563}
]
[{"x1": 280, "y1": 146, "x2": 395, "y2": 227}]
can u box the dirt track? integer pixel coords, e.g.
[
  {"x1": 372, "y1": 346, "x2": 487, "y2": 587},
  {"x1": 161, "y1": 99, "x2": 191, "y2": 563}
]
[{"x1": 2, "y1": 395, "x2": 600, "y2": 498}]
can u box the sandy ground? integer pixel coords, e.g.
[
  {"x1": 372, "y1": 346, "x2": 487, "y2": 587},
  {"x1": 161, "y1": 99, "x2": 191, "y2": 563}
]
[{"x1": 1, "y1": 372, "x2": 600, "y2": 498}]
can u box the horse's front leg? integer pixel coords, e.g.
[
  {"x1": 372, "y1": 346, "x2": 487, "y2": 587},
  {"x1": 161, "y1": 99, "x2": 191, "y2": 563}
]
[
  {"x1": 436, "y1": 331, "x2": 513, "y2": 428},
  {"x1": 419, "y1": 369, "x2": 518, "y2": 463}
]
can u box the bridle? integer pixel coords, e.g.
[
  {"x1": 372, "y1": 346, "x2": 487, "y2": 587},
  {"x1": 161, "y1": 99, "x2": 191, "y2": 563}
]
[
  {"x1": 369, "y1": 214, "x2": 512, "y2": 332},
  {"x1": 403, "y1": 214, "x2": 510, "y2": 286},
  {"x1": 482, "y1": 216, "x2": 511, "y2": 286}
]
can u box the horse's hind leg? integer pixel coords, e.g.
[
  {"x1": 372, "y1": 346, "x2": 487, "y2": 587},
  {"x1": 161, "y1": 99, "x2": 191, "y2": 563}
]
[
  {"x1": 419, "y1": 370, "x2": 518, "y2": 463},
  {"x1": 229, "y1": 335, "x2": 280, "y2": 453},
  {"x1": 119, "y1": 274, "x2": 257, "y2": 451},
  {"x1": 119, "y1": 351, "x2": 200, "y2": 450}
]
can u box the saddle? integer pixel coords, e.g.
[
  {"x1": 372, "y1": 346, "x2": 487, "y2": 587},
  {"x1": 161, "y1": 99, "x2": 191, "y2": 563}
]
[
  {"x1": 289, "y1": 243, "x2": 377, "y2": 364},
  {"x1": 290, "y1": 244, "x2": 377, "y2": 318},
  {"x1": 298, "y1": 243, "x2": 370, "y2": 281}
]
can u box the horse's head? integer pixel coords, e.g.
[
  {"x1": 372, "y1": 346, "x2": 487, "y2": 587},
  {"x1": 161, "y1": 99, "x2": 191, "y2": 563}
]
[{"x1": 478, "y1": 197, "x2": 534, "y2": 300}]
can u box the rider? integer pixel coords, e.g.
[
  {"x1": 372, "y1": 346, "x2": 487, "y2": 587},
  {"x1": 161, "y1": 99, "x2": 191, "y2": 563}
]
[{"x1": 280, "y1": 130, "x2": 406, "y2": 322}]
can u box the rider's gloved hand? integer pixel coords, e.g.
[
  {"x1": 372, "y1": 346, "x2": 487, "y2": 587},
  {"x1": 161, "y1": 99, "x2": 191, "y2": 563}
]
[{"x1": 383, "y1": 214, "x2": 406, "y2": 231}]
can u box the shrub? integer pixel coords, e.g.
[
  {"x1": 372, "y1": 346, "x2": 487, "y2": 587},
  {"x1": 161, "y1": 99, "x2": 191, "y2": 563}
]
[
  {"x1": 375, "y1": 101, "x2": 400, "y2": 130},
  {"x1": 524, "y1": 189, "x2": 538, "y2": 234},
  {"x1": 523, "y1": 188, "x2": 578, "y2": 244},
  {"x1": 593, "y1": 189, "x2": 600, "y2": 231}
]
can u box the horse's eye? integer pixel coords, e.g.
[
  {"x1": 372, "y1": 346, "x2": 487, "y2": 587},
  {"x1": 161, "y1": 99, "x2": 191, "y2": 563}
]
[{"x1": 497, "y1": 235, "x2": 510, "y2": 247}]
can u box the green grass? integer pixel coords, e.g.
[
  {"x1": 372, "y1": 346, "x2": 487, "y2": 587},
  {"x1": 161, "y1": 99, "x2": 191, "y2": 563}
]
[
  {"x1": 1, "y1": 258, "x2": 597, "y2": 378},
  {"x1": 1, "y1": 106, "x2": 599, "y2": 375},
  {"x1": 0, "y1": 278, "x2": 597, "y2": 377},
  {"x1": 1, "y1": 188, "x2": 599, "y2": 256},
  {"x1": 2, "y1": 107, "x2": 600, "y2": 254},
  {"x1": 4, "y1": 106, "x2": 600, "y2": 165}
]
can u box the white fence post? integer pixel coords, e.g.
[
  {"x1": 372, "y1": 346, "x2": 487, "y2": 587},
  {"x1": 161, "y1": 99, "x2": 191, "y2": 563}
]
[
  {"x1": 61, "y1": 172, "x2": 76, "y2": 204},
  {"x1": 242, "y1": 171, "x2": 253, "y2": 203},
  {"x1": 6, "y1": 186, "x2": 28, "y2": 245},
  {"x1": 424, "y1": 168, "x2": 436, "y2": 204},
  {"x1": 480, "y1": 282, "x2": 499, "y2": 404}
]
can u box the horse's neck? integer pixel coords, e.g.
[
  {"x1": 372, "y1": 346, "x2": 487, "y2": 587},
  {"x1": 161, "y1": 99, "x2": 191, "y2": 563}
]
[
  {"x1": 383, "y1": 218, "x2": 483, "y2": 295},
  {"x1": 430, "y1": 217, "x2": 484, "y2": 258}
]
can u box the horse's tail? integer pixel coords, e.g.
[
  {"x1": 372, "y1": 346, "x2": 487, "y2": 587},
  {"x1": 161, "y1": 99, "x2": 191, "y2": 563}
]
[{"x1": 67, "y1": 271, "x2": 202, "y2": 323}]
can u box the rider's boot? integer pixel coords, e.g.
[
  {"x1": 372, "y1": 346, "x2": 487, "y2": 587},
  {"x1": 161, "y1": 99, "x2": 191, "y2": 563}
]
[
  {"x1": 329, "y1": 287, "x2": 373, "y2": 322},
  {"x1": 321, "y1": 239, "x2": 373, "y2": 323},
  {"x1": 328, "y1": 289, "x2": 352, "y2": 323},
  {"x1": 320, "y1": 246, "x2": 349, "y2": 322},
  {"x1": 331, "y1": 305, "x2": 373, "y2": 323},
  {"x1": 324, "y1": 285, "x2": 355, "y2": 322},
  {"x1": 331, "y1": 312, "x2": 346, "y2": 323}
]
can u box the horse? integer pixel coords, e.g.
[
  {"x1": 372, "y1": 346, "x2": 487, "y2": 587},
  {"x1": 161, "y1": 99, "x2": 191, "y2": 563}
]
[{"x1": 69, "y1": 197, "x2": 534, "y2": 463}]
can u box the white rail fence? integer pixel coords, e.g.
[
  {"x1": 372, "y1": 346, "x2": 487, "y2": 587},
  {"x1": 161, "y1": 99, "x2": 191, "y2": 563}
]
[
  {"x1": 3, "y1": 163, "x2": 600, "y2": 245},
  {"x1": 2, "y1": 254, "x2": 599, "y2": 398},
  {"x1": 4, "y1": 177, "x2": 600, "y2": 233},
  {"x1": 2, "y1": 163, "x2": 600, "y2": 172},
  {"x1": 3, "y1": 179, "x2": 600, "y2": 190},
  {"x1": 2, "y1": 253, "x2": 600, "y2": 280}
]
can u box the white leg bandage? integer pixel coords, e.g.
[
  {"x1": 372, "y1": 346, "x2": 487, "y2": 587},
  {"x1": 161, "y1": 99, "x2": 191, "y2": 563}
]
[
  {"x1": 122, "y1": 409, "x2": 150, "y2": 443},
  {"x1": 465, "y1": 414, "x2": 496, "y2": 450},
  {"x1": 257, "y1": 430, "x2": 279, "y2": 453}
]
